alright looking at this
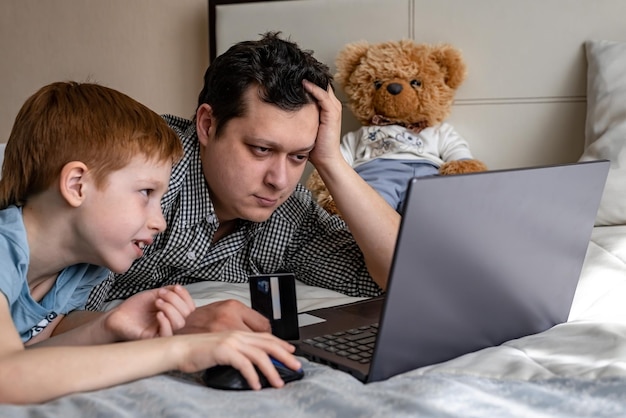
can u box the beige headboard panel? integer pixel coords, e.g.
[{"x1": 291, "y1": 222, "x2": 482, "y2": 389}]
[{"x1": 211, "y1": 0, "x2": 626, "y2": 170}]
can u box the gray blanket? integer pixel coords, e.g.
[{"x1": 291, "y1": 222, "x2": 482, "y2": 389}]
[{"x1": 2, "y1": 360, "x2": 625, "y2": 418}]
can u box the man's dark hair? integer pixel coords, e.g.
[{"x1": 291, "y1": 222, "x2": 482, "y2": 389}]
[{"x1": 197, "y1": 31, "x2": 333, "y2": 137}]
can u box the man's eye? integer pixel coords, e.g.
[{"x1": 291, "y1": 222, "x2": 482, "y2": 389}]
[
  {"x1": 253, "y1": 146, "x2": 271, "y2": 155},
  {"x1": 292, "y1": 153, "x2": 309, "y2": 162}
]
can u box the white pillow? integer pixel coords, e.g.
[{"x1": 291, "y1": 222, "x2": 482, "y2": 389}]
[{"x1": 580, "y1": 40, "x2": 626, "y2": 226}]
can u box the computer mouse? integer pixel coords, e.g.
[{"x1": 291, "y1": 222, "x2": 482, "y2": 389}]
[{"x1": 202, "y1": 357, "x2": 304, "y2": 390}]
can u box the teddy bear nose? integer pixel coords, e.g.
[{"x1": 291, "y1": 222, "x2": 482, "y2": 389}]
[{"x1": 386, "y1": 83, "x2": 403, "y2": 95}]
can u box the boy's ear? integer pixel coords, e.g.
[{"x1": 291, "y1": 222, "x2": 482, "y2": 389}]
[{"x1": 59, "y1": 161, "x2": 89, "y2": 207}]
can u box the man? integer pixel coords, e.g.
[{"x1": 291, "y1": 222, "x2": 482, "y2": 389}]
[{"x1": 81, "y1": 32, "x2": 400, "y2": 333}]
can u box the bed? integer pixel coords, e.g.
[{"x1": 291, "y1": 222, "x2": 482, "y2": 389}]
[{"x1": 3, "y1": 0, "x2": 626, "y2": 416}]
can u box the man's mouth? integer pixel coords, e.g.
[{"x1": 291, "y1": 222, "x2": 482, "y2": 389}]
[{"x1": 255, "y1": 195, "x2": 279, "y2": 207}]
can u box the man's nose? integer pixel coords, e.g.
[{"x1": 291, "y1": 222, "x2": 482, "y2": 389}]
[{"x1": 265, "y1": 157, "x2": 289, "y2": 190}]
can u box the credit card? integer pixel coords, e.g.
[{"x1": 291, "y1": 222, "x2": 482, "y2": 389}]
[{"x1": 249, "y1": 273, "x2": 299, "y2": 340}]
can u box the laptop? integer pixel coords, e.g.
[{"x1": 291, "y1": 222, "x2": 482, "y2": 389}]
[{"x1": 295, "y1": 160, "x2": 610, "y2": 383}]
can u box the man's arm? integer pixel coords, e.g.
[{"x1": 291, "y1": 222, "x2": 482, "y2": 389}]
[
  {"x1": 176, "y1": 299, "x2": 271, "y2": 334},
  {"x1": 304, "y1": 81, "x2": 400, "y2": 290},
  {"x1": 314, "y1": 157, "x2": 400, "y2": 290}
]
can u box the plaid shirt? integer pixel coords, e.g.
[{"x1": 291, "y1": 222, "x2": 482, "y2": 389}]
[{"x1": 86, "y1": 115, "x2": 382, "y2": 310}]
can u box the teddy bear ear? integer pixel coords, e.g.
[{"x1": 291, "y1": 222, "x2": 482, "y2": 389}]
[
  {"x1": 430, "y1": 44, "x2": 467, "y2": 90},
  {"x1": 334, "y1": 41, "x2": 371, "y2": 88}
]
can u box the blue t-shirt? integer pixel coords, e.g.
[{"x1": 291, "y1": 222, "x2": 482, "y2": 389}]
[{"x1": 0, "y1": 206, "x2": 108, "y2": 342}]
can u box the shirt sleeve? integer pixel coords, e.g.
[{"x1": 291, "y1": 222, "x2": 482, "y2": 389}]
[
  {"x1": 278, "y1": 186, "x2": 383, "y2": 297},
  {"x1": 437, "y1": 122, "x2": 475, "y2": 161},
  {"x1": 62, "y1": 265, "x2": 110, "y2": 313},
  {"x1": 339, "y1": 130, "x2": 360, "y2": 166},
  {"x1": 0, "y1": 213, "x2": 29, "y2": 306}
]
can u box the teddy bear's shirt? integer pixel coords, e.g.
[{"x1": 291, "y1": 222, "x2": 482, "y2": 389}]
[{"x1": 339, "y1": 122, "x2": 475, "y2": 169}]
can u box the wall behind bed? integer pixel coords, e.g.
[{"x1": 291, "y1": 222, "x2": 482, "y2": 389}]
[
  {"x1": 3, "y1": 0, "x2": 626, "y2": 173},
  {"x1": 0, "y1": 0, "x2": 209, "y2": 144},
  {"x1": 212, "y1": 0, "x2": 626, "y2": 171}
]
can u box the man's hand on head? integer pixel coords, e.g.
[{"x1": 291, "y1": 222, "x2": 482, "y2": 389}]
[
  {"x1": 303, "y1": 80, "x2": 343, "y2": 168},
  {"x1": 175, "y1": 299, "x2": 271, "y2": 333}
]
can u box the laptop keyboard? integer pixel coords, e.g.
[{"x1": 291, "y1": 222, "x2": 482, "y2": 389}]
[{"x1": 301, "y1": 323, "x2": 378, "y2": 364}]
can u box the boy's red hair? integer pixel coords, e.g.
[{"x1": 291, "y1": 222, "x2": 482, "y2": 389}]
[{"x1": 0, "y1": 81, "x2": 183, "y2": 208}]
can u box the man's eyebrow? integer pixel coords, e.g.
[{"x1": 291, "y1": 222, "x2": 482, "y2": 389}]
[
  {"x1": 251, "y1": 138, "x2": 315, "y2": 153},
  {"x1": 293, "y1": 144, "x2": 316, "y2": 153}
]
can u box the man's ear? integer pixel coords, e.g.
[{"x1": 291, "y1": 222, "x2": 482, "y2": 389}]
[
  {"x1": 196, "y1": 103, "x2": 215, "y2": 146},
  {"x1": 59, "y1": 161, "x2": 89, "y2": 208}
]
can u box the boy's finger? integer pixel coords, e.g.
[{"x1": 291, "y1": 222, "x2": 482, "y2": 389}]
[
  {"x1": 158, "y1": 288, "x2": 195, "y2": 317},
  {"x1": 155, "y1": 299, "x2": 187, "y2": 330},
  {"x1": 156, "y1": 311, "x2": 173, "y2": 337},
  {"x1": 173, "y1": 285, "x2": 196, "y2": 310}
]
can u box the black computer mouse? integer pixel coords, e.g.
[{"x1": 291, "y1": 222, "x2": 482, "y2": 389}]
[{"x1": 202, "y1": 357, "x2": 304, "y2": 390}]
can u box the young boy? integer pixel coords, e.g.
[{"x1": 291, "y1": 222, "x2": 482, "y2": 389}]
[{"x1": 0, "y1": 81, "x2": 300, "y2": 404}]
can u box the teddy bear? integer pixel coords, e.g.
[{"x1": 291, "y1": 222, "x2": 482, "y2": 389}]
[{"x1": 307, "y1": 39, "x2": 487, "y2": 215}]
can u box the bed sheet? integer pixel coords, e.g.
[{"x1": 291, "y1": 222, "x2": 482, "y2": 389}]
[{"x1": 2, "y1": 226, "x2": 626, "y2": 417}]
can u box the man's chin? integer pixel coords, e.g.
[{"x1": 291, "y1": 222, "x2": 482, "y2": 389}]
[{"x1": 240, "y1": 207, "x2": 276, "y2": 223}]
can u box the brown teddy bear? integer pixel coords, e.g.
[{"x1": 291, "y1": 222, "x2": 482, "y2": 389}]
[{"x1": 307, "y1": 39, "x2": 487, "y2": 215}]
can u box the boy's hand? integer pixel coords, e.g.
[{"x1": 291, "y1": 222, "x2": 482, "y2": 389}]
[
  {"x1": 178, "y1": 331, "x2": 301, "y2": 390},
  {"x1": 105, "y1": 285, "x2": 196, "y2": 341}
]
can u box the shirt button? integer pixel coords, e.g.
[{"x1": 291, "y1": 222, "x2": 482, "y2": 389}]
[
  {"x1": 186, "y1": 251, "x2": 196, "y2": 260},
  {"x1": 206, "y1": 214, "x2": 216, "y2": 223}
]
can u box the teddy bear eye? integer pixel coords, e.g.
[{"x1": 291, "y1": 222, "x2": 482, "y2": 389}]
[
  {"x1": 410, "y1": 79, "x2": 422, "y2": 88},
  {"x1": 374, "y1": 80, "x2": 383, "y2": 90}
]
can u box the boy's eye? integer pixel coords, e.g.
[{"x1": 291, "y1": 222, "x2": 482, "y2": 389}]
[{"x1": 140, "y1": 189, "x2": 153, "y2": 197}]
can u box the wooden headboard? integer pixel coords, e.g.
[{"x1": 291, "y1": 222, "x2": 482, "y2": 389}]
[{"x1": 209, "y1": 0, "x2": 626, "y2": 171}]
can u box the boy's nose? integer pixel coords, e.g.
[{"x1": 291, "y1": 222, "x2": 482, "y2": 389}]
[{"x1": 149, "y1": 209, "x2": 167, "y2": 233}]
